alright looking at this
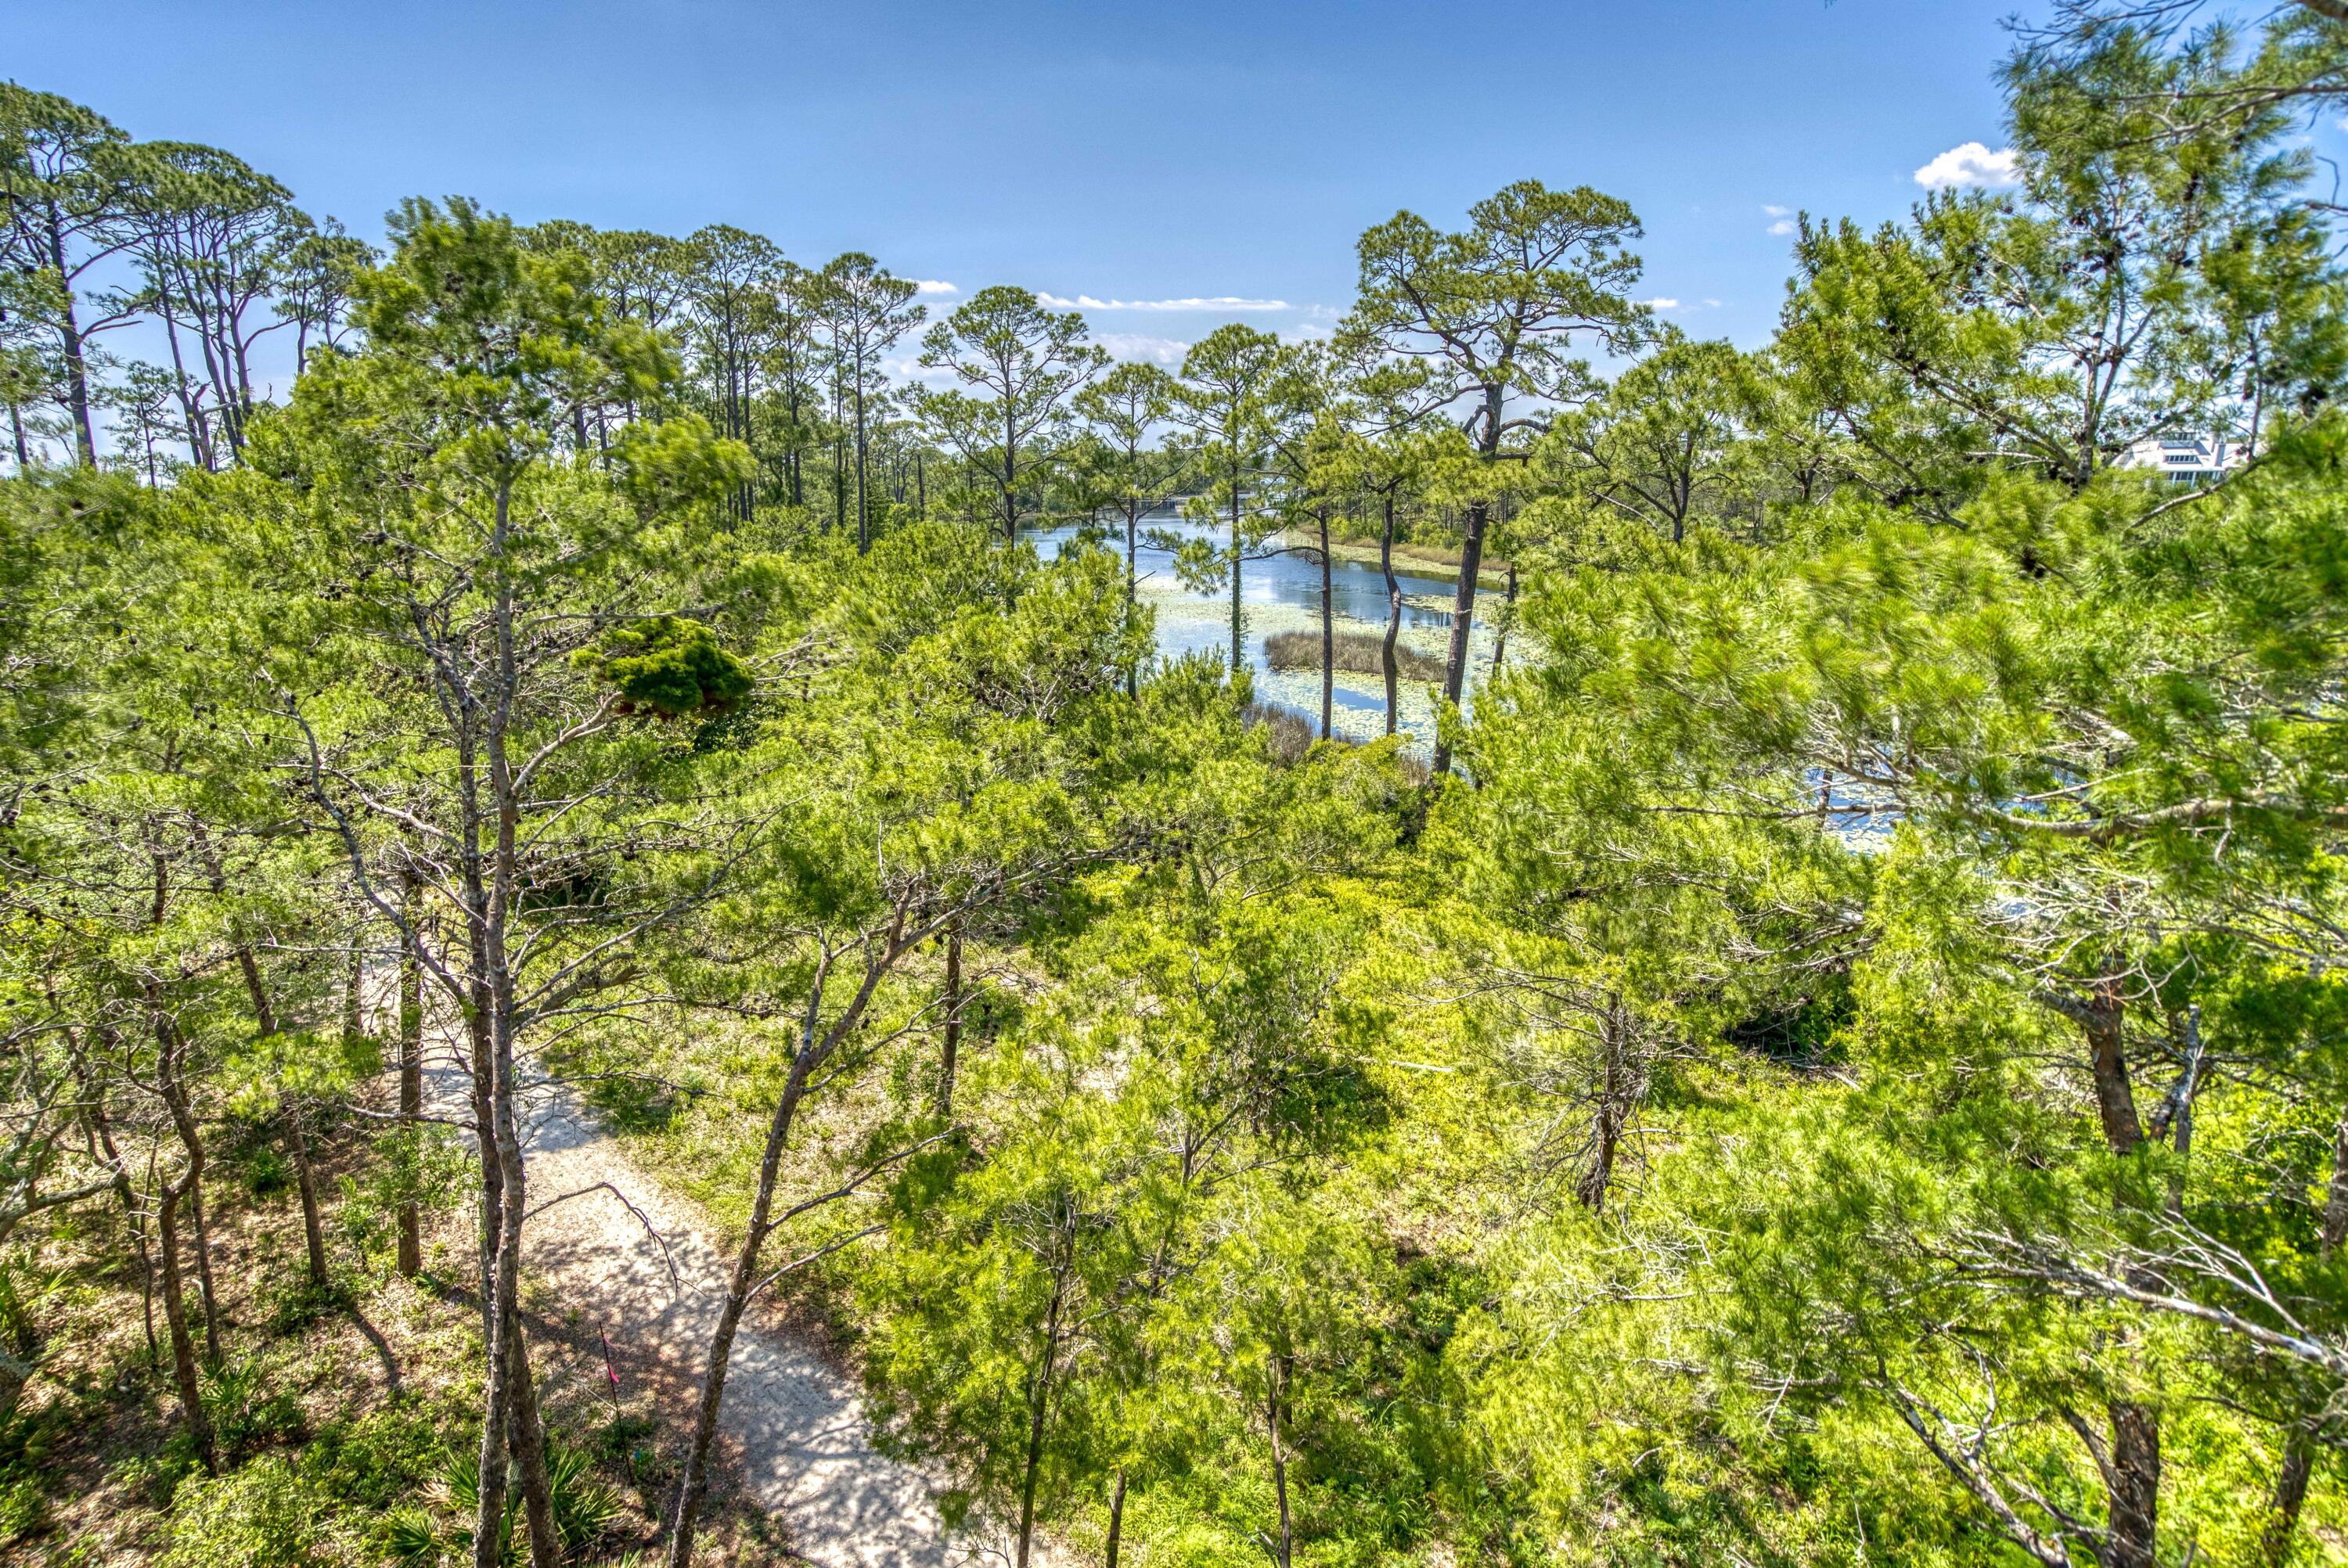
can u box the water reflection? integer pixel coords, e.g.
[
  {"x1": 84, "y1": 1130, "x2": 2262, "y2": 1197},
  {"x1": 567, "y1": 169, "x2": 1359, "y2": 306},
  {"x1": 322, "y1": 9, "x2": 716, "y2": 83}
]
[{"x1": 1028, "y1": 509, "x2": 1502, "y2": 748}]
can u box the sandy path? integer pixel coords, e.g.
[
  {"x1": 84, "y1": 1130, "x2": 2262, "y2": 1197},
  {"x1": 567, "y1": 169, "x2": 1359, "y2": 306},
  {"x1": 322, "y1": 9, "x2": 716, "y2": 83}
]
[
  {"x1": 517, "y1": 1087, "x2": 956, "y2": 1567},
  {"x1": 423, "y1": 1046, "x2": 969, "y2": 1566}
]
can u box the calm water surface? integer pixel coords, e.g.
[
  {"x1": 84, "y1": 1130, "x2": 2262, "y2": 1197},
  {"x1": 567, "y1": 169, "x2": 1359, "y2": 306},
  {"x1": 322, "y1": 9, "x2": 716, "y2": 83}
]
[{"x1": 1029, "y1": 509, "x2": 1504, "y2": 748}]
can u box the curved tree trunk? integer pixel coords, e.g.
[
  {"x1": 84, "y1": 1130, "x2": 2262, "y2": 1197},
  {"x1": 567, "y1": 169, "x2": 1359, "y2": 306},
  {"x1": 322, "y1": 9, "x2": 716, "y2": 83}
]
[
  {"x1": 669, "y1": 919, "x2": 913, "y2": 1568},
  {"x1": 69, "y1": 1031, "x2": 158, "y2": 1365},
  {"x1": 1431, "y1": 496, "x2": 1486, "y2": 778},
  {"x1": 668, "y1": 1069, "x2": 813, "y2": 1568}
]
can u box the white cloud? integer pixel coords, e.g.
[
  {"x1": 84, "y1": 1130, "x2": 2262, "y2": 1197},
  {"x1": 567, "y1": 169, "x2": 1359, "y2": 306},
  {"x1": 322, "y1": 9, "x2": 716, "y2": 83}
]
[
  {"x1": 913, "y1": 279, "x2": 958, "y2": 295},
  {"x1": 1093, "y1": 333, "x2": 1190, "y2": 365},
  {"x1": 1914, "y1": 142, "x2": 2022, "y2": 190},
  {"x1": 1703, "y1": 298, "x2": 1722, "y2": 308},
  {"x1": 1766, "y1": 218, "x2": 1798, "y2": 236},
  {"x1": 1762, "y1": 204, "x2": 1792, "y2": 218},
  {"x1": 880, "y1": 353, "x2": 956, "y2": 386},
  {"x1": 1039, "y1": 293, "x2": 1291, "y2": 312},
  {"x1": 1643, "y1": 297, "x2": 1680, "y2": 311}
]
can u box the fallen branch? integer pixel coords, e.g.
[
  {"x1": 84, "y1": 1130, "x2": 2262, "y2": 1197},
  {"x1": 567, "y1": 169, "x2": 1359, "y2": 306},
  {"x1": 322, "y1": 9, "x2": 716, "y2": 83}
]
[{"x1": 522, "y1": 1181, "x2": 683, "y2": 1297}]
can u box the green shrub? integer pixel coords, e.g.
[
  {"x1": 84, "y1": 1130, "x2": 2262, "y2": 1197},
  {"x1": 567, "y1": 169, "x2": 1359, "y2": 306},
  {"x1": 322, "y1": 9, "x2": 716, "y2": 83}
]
[
  {"x1": 578, "y1": 614, "x2": 751, "y2": 717},
  {"x1": 589, "y1": 1412, "x2": 656, "y2": 1467},
  {"x1": 203, "y1": 1360, "x2": 307, "y2": 1456},
  {"x1": 302, "y1": 1400, "x2": 450, "y2": 1513},
  {"x1": 337, "y1": 1125, "x2": 470, "y2": 1276},
  {"x1": 391, "y1": 1441, "x2": 625, "y2": 1564},
  {"x1": 164, "y1": 1455, "x2": 348, "y2": 1568},
  {"x1": 261, "y1": 1275, "x2": 354, "y2": 1337},
  {"x1": 240, "y1": 1146, "x2": 293, "y2": 1199},
  {"x1": 0, "y1": 1472, "x2": 43, "y2": 1541}
]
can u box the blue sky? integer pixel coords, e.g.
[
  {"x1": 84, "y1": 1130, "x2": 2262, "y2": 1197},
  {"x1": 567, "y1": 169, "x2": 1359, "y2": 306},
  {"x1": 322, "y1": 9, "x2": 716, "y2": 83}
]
[{"x1": 17, "y1": 0, "x2": 2040, "y2": 372}]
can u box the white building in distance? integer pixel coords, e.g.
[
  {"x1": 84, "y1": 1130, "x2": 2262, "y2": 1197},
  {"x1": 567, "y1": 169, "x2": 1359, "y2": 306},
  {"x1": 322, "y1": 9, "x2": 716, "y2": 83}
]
[{"x1": 2117, "y1": 434, "x2": 2249, "y2": 486}]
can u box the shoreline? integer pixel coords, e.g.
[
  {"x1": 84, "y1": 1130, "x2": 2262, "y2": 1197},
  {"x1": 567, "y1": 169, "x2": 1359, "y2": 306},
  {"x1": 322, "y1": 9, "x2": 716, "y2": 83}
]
[{"x1": 1271, "y1": 527, "x2": 1512, "y2": 591}]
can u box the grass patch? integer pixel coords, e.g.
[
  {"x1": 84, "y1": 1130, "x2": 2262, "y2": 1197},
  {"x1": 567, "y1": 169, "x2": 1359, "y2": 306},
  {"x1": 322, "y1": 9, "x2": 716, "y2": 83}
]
[{"x1": 1263, "y1": 628, "x2": 1446, "y2": 682}]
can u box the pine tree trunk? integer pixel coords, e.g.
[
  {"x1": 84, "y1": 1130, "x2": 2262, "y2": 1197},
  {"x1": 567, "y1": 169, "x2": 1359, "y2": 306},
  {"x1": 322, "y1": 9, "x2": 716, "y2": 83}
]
[
  {"x1": 1317, "y1": 505, "x2": 1333, "y2": 741},
  {"x1": 855, "y1": 379, "x2": 872, "y2": 553},
  {"x1": 288, "y1": 1109, "x2": 330, "y2": 1288},
  {"x1": 230, "y1": 929, "x2": 331, "y2": 1289},
  {"x1": 1016, "y1": 1280, "x2": 1067, "y2": 1568},
  {"x1": 1492, "y1": 560, "x2": 1518, "y2": 677},
  {"x1": 668, "y1": 930, "x2": 909, "y2": 1568},
  {"x1": 474, "y1": 1356, "x2": 513, "y2": 1568},
  {"x1": 1431, "y1": 497, "x2": 1486, "y2": 778},
  {"x1": 1267, "y1": 1359, "x2": 1293, "y2": 1568},
  {"x1": 668, "y1": 1284, "x2": 752, "y2": 1568},
  {"x1": 2101, "y1": 1401, "x2": 2159, "y2": 1568},
  {"x1": 2076, "y1": 984, "x2": 2159, "y2": 1566},
  {"x1": 475, "y1": 1024, "x2": 531, "y2": 1568},
  {"x1": 1380, "y1": 491, "x2": 1401, "y2": 736},
  {"x1": 1578, "y1": 991, "x2": 1628, "y2": 1214},
  {"x1": 186, "y1": 1146, "x2": 222, "y2": 1364},
  {"x1": 344, "y1": 940, "x2": 364, "y2": 1051},
  {"x1": 398, "y1": 890, "x2": 425, "y2": 1277},
  {"x1": 1229, "y1": 481, "x2": 1244, "y2": 676},
  {"x1": 2080, "y1": 981, "x2": 2145, "y2": 1154},
  {"x1": 1125, "y1": 498, "x2": 1141, "y2": 699},
  {"x1": 668, "y1": 1067, "x2": 814, "y2": 1568},
  {"x1": 468, "y1": 977, "x2": 499, "y2": 1336},
  {"x1": 507, "y1": 1325, "x2": 560, "y2": 1568},
  {"x1": 1003, "y1": 404, "x2": 1020, "y2": 545},
  {"x1": 2263, "y1": 1111, "x2": 2348, "y2": 1564},
  {"x1": 69, "y1": 1034, "x2": 159, "y2": 1365},
  {"x1": 153, "y1": 1008, "x2": 217, "y2": 1468},
  {"x1": 156, "y1": 1174, "x2": 215, "y2": 1470},
  {"x1": 465, "y1": 922, "x2": 512, "y2": 1568},
  {"x1": 938, "y1": 923, "x2": 963, "y2": 1117},
  {"x1": 2322, "y1": 1113, "x2": 2348, "y2": 1254},
  {"x1": 2263, "y1": 1432, "x2": 2314, "y2": 1567},
  {"x1": 1105, "y1": 1468, "x2": 1128, "y2": 1568},
  {"x1": 45, "y1": 217, "x2": 99, "y2": 467}
]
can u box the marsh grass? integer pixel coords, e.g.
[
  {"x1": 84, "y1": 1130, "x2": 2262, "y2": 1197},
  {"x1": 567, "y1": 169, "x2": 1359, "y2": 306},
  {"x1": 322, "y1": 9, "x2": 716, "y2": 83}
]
[{"x1": 1263, "y1": 629, "x2": 1446, "y2": 682}]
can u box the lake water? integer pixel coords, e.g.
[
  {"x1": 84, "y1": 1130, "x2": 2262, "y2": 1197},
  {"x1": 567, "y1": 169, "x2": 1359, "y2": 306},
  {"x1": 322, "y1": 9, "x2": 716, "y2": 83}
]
[{"x1": 1029, "y1": 509, "x2": 1502, "y2": 748}]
